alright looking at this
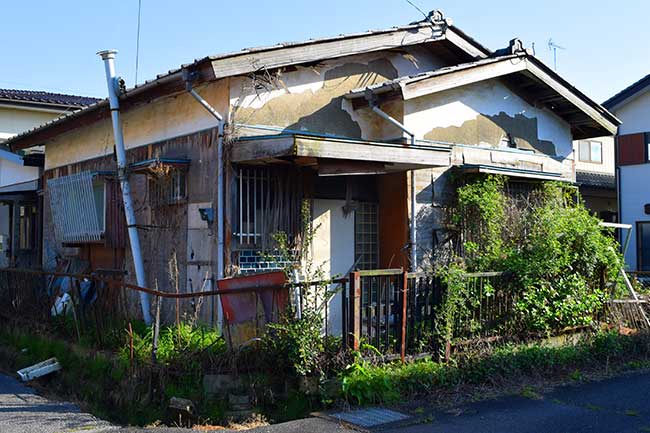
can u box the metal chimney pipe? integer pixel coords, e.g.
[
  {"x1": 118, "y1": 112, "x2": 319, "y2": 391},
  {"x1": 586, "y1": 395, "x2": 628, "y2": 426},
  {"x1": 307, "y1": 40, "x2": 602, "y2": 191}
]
[{"x1": 97, "y1": 49, "x2": 152, "y2": 325}]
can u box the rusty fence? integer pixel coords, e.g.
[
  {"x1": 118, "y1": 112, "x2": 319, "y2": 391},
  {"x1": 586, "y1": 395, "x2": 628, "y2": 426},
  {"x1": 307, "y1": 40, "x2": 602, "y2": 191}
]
[{"x1": 343, "y1": 269, "x2": 514, "y2": 360}]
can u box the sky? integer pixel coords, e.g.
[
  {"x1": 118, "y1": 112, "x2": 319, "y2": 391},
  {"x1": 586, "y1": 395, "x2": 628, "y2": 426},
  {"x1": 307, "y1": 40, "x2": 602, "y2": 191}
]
[{"x1": 1, "y1": 0, "x2": 649, "y2": 104}]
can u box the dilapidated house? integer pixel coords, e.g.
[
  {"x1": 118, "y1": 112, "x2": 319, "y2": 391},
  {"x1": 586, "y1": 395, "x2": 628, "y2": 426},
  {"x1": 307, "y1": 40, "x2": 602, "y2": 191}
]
[{"x1": 5, "y1": 11, "x2": 619, "y2": 329}]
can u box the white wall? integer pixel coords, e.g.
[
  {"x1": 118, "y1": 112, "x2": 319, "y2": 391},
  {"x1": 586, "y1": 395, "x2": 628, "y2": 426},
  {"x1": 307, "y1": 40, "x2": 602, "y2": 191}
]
[
  {"x1": 311, "y1": 199, "x2": 355, "y2": 336},
  {"x1": 573, "y1": 135, "x2": 615, "y2": 175},
  {"x1": 0, "y1": 158, "x2": 39, "y2": 188},
  {"x1": 404, "y1": 79, "x2": 574, "y2": 158},
  {"x1": 614, "y1": 89, "x2": 650, "y2": 135},
  {"x1": 0, "y1": 106, "x2": 63, "y2": 141},
  {"x1": 609, "y1": 89, "x2": 650, "y2": 270},
  {"x1": 619, "y1": 164, "x2": 650, "y2": 269}
]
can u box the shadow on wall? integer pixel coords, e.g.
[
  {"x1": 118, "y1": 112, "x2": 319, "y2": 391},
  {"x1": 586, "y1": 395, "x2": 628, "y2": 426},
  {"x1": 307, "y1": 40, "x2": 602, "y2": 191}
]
[
  {"x1": 424, "y1": 111, "x2": 558, "y2": 156},
  {"x1": 233, "y1": 59, "x2": 399, "y2": 138}
]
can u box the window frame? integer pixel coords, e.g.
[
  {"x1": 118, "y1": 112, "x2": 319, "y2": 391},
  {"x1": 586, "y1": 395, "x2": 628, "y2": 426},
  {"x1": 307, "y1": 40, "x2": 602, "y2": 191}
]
[
  {"x1": 637, "y1": 221, "x2": 650, "y2": 272},
  {"x1": 578, "y1": 140, "x2": 603, "y2": 164},
  {"x1": 18, "y1": 203, "x2": 37, "y2": 251}
]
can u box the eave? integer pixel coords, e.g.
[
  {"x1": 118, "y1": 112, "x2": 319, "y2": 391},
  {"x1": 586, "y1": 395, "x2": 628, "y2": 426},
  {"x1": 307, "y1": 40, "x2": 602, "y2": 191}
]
[
  {"x1": 347, "y1": 54, "x2": 621, "y2": 140},
  {"x1": 231, "y1": 134, "x2": 451, "y2": 169}
]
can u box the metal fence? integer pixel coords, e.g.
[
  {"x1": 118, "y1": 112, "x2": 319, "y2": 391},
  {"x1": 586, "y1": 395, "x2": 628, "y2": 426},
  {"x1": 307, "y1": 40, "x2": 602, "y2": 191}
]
[{"x1": 343, "y1": 269, "x2": 514, "y2": 360}]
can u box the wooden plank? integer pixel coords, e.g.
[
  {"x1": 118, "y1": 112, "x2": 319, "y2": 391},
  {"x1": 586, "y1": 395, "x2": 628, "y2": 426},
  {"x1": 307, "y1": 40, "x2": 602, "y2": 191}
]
[
  {"x1": 444, "y1": 28, "x2": 490, "y2": 59},
  {"x1": 358, "y1": 268, "x2": 404, "y2": 277},
  {"x1": 210, "y1": 26, "x2": 444, "y2": 79},
  {"x1": 295, "y1": 136, "x2": 450, "y2": 166},
  {"x1": 524, "y1": 59, "x2": 619, "y2": 135},
  {"x1": 230, "y1": 135, "x2": 295, "y2": 162},
  {"x1": 402, "y1": 58, "x2": 527, "y2": 100}
]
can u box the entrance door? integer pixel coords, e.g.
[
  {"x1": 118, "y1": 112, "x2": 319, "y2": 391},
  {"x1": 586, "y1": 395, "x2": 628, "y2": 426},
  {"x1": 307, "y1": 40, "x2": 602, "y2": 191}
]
[{"x1": 311, "y1": 199, "x2": 355, "y2": 336}]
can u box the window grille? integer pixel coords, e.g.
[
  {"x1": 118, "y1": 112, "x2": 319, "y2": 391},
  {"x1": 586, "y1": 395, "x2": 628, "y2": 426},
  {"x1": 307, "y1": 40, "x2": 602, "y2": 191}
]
[
  {"x1": 47, "y1": 171, "x2": 106, "y2": 243},
  {"x1": 149, "y1": 170, "x2": 187, "y2": 206},
  {"x1": 355, "y1": 202, "x2": 379, "y2": 270},
  {"x1": 234, "y1": 166, "x2": 302, "y2": 248}
]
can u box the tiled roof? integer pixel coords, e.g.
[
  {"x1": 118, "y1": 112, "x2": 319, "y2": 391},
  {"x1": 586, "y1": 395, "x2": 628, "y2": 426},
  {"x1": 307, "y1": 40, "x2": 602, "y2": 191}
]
[
  {"x1": 0, "y1": 89, "x2": 100, "y2": 107},
  {"x1": 602, "y1": 73, "x2": 650, "y2": 110},
  {"x1": 576, "y1": 170, "x2": 616, "y2": 189}
]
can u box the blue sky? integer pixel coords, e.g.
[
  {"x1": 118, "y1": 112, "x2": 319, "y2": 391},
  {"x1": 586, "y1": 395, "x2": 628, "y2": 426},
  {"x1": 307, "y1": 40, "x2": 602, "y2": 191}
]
[{"x1": 1, "y1": 1, "x2": 648, "y2": 103}]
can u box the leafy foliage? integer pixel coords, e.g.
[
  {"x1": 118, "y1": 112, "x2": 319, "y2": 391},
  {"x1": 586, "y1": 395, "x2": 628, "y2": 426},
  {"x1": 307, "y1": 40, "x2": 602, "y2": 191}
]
[
  {"x1": 341, "y1": 331, "x2": 650, "y2": 405},
  {"x1": 262, "y1": 200, "x2": 339, "y2": 377},
  {"x1": 437, "y1": 176, "x2": 624, "y2": 339}
]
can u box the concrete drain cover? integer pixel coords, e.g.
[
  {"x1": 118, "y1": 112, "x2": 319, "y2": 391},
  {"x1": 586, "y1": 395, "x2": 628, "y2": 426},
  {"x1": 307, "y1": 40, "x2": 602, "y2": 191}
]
[{"x1": 329, "y1": 407, "x2": 410, "y2": 428}]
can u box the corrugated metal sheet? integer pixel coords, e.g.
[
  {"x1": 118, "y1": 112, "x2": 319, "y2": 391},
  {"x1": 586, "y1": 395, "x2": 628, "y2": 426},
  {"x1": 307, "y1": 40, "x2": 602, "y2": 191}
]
[{"x1": 47, "y1": 171, "x2": 104, "y2": 243}]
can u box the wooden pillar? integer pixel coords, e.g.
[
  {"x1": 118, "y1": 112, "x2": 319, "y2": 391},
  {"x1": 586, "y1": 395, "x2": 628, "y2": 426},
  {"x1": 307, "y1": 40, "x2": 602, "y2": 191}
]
[{"x1": 349, "y1": 271, "x2": 361, "y2": 351}]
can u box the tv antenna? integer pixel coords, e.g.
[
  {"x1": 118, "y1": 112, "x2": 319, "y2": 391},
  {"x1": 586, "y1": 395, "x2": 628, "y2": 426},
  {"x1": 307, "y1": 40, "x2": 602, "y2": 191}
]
[{"x1": 547, "y1": 38, "x2": 566, "y2": 71}]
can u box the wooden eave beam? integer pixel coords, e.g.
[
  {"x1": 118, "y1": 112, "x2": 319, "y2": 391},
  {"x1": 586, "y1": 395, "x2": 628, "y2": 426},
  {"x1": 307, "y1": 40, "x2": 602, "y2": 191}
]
[
  {"x1": 402, "y1": 57, "x2": 527, "y2": 100},
  {"x1": 524, "y1": 59, "x2": 619, "y2": 135},
  {"x1": 209, "y1": 25, "x2": 445, "y2": 80}
]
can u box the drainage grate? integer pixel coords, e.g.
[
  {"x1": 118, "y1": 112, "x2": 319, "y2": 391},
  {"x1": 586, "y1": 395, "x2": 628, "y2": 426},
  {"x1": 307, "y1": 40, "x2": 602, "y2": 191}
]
[{"x1": 329, "y1": 407, "x2": 410, "y2": 428}]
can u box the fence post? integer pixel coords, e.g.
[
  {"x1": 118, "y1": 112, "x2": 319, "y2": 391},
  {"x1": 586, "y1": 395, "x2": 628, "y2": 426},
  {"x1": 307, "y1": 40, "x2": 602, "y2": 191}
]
[
  {"x1": 349, "y1": 271, "x2": 361, "y2": 351},
  {"x1": 401, "y1": 270, "x2": 408, "y2": 363}
]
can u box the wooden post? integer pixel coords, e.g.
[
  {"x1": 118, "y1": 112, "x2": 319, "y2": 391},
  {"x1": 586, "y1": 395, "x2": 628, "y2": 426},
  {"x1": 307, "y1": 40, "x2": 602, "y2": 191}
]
[
  {"x1": 349, "y1": 271, "x2": 361, "y2": 351},
  {"x1": 401, "y1": 270, "x2": 408, "y2": 363}
]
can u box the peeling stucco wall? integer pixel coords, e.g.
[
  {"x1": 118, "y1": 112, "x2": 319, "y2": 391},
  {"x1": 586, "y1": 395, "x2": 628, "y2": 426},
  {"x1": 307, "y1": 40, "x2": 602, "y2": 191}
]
[
  {"x1": 404, "y1": 79, "x2": 573, "y2": 157},
  {"x1": 229, "y1": 47, "x2": 446, "y2": 141},
  {"x1": 44, "y1": 80, "x2": 229, "y2": 170}
]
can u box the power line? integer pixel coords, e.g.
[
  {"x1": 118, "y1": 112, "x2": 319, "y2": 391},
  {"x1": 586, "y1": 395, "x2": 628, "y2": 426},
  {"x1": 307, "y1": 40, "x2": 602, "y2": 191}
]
[
  {"x1": 404, "y1": 0, "x2": 428, "y2": 20},
  {"x1": 135, "y1": 0, "x2": 142, "y2": 86}
]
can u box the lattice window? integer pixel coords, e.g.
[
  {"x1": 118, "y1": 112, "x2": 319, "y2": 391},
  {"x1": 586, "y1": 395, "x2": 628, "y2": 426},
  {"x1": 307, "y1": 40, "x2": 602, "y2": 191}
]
[{"x1": 355, "y1": 202, "x2": 378, "y2": 270}]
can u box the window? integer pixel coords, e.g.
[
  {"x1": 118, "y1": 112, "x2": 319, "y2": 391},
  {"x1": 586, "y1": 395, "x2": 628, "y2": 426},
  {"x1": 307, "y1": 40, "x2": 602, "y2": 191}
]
[
  {"x1": 149, "y1": 170, "x2": 187, "y2": 206},
  {"x1": 638, "y1": 222, "x2": 650, "y2": 271},
  {"x1": 355, "y1": 202, "x2": 378, "y2": 270},
  {"x1": 234, "y1": 166, "x2": 302, "y2": 247},
  {"x1": 18, "y1": 205, "x2": 36, "y2": 250},
  {"x1": 47, "y1": 171, "x2": 107, "y2": 243},
  {"x1": 579, "y1": 140, "x2": 602, "y2": 163}
]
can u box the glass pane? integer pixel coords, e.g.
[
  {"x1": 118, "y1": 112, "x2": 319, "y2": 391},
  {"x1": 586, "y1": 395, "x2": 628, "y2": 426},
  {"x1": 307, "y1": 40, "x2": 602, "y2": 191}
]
[
  {"x1": 579, "y1": 141, "x2": 590, "y2": 162},
  {"x1": 92, "y1": 180, "x2": 105, "y2": 231},
  {"x1": 590, "y1": 141, "x2": 602, "y2": 163}
]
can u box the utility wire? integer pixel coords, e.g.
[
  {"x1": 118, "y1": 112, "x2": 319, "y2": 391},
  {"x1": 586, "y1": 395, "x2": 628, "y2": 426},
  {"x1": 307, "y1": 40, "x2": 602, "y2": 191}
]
[
  {"x1": 404, "y1": 0, "x2": 428, "y2": 20},
  {"x1": 134, "y1": 0, "x2": 142, "y2": 86}
]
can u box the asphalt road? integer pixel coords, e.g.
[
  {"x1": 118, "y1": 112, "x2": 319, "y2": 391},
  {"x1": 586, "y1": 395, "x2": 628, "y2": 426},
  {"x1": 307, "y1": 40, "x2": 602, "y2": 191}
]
[
  {"x1": 2, "y1": 371, "x2": 649, "y2": 433},
  {"x1": 388, "y1": 371, "x2": 650, "y2": 433}
]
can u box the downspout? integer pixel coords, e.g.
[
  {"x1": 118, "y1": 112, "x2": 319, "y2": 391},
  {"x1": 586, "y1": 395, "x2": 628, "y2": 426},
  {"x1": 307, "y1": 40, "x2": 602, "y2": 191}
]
[
  {"x1": 97, "y1": 50, "x2": 152, "y2": 325},
  {"x1": 365, "y1": 91, "x2": 418, "y2": 271},
  {"x1": 182, "y1": 71, "x2": 225, "y2": 324}
]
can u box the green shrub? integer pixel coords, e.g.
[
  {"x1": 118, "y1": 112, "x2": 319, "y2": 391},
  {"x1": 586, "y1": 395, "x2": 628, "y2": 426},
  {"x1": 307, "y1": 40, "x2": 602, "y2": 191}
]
[
  {"x1": 438, "y1": 177, "x2": 624, "y2": 338},
  {"x1": 340, "y1": 332, "x2": 650, "y2": 405}
]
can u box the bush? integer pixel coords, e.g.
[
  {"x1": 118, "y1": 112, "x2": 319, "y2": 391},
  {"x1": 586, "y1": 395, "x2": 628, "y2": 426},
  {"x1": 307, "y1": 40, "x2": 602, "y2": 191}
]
[
  {"x1": 341, "y1": 331, "x2": 650, "y2": 405},
  {"x1": 438, "y1": 177, "x2": 624, "y2": 337}
]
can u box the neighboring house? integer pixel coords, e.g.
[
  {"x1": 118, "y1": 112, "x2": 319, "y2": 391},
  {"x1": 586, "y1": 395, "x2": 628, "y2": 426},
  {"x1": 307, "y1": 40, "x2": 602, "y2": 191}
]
[
  {"x1": 4, "y1": 11, "x2": 618, "y2": 329},
  {"x1": 572, "y1": 136, "x2": 617, "y2": 222},
  {"x1": 603, "y1": 75, "x2": 650, "y2": 272},
  {"x1": 0, "y1": 89, "x2": 99, "y2": 267}
]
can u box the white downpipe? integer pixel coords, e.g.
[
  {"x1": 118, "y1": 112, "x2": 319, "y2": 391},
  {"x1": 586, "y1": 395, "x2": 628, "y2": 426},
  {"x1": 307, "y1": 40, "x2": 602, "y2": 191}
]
[
  {"x1": 369, "y1": 105, "x2": 418, "y2": 272},
  {"x1": 97, "y1": 50, "x2": 152, "y2": 325},
  {"x1": 185, "y1": 86, "x2": 225, "y2": 327}
]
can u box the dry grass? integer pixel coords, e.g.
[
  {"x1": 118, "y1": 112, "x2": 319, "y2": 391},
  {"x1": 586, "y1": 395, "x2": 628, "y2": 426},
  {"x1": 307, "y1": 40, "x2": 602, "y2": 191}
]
[{"x1": 193, "y1": 414, "x2": 269, "y2": 431}]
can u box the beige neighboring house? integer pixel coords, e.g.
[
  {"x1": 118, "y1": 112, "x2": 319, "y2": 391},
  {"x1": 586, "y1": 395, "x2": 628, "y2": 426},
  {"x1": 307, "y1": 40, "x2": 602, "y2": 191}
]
[
  {"x1": 572, "y1": 136, "x2": 617, "y2": 222},
  {"x1": 0, "y1": 89, "x2": 98, "y2": 267}
]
